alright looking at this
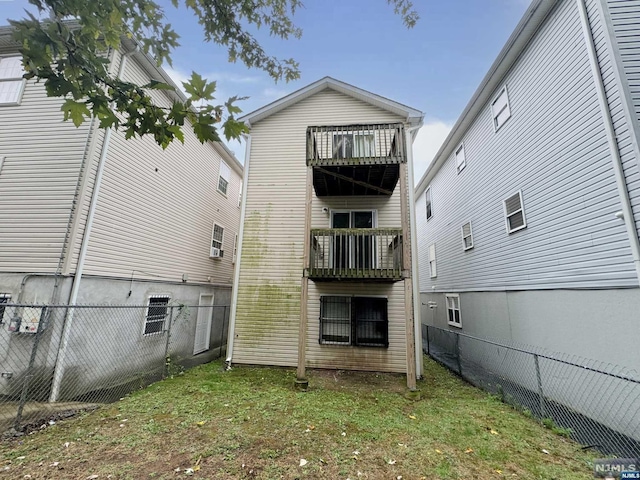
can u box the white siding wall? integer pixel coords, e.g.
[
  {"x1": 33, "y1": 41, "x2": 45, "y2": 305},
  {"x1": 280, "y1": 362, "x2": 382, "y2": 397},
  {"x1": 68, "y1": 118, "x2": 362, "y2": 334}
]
[
  {"x1": 233, "y1": 88, "x2": 408, "y2": 369},
  {"x1": 603, "y1": 0, "x2": 640, "y2": 237},
  {"x1": 0, "y1": 50, "x2": 92, "y2": 272},
  {"x1": 416, "y1": 0, "x2": 637, "y2": 293},
  {"x1": 79, "y1": 53, "x2": 242, "y2": 285}
]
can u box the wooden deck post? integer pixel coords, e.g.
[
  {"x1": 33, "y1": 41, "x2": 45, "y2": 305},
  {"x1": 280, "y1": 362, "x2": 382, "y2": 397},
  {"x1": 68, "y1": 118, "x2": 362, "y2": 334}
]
[
  {"x1": 399, "y1": 161, "x2": 417, "y2": 391},
  {"x1": 297, "y1": 165, "x2": 313, "y2": 387}
]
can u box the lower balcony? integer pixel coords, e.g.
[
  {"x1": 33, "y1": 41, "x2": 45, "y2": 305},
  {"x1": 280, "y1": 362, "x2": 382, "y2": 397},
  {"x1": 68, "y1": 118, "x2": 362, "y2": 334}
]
[{"x1": 309, "y1": 228, "x2": 403, "y2": 282}]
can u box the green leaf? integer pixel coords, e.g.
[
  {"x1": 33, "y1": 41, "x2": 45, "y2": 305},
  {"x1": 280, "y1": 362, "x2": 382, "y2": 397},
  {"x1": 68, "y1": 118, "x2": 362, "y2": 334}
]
[
  {"x1": 61, "y1": 99, "x2": 90, "y2": 127},
  {"x1": 143, "y1": 79, "x2": 175, "y2": 91}
]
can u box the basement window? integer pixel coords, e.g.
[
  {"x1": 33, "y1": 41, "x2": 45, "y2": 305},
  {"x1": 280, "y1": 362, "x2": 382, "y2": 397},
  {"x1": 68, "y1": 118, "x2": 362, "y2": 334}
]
[
  {"x1": 0, "y1": 294, "x2": 10, "y2": 324},
  {"x1": 0, "y1": 56, "x2": 25, "y2": 105},
  {"x1": 144, "y1": 295, "x2": 170, "y2": 335},
  {"x1": 504, "y1": 190, "x2": 527, "y2": 234},
  {"x1": 446, "y1": 294, "x2": 462, "y2": 328},
  {"x1": 319, "y1": 296, "x2": 388, "y2": 348}
]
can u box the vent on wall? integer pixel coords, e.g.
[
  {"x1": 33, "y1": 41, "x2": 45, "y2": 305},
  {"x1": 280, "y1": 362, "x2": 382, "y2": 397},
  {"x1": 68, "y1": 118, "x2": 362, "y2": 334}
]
[{"x1": 504, "y1": 191, "x2": 526, "y2": 233}]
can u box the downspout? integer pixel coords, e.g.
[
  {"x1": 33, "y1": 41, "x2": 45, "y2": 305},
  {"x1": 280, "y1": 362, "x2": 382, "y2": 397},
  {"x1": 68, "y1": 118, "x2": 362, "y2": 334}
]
[
  {"x1": 49, "y1": 47, "x2": 137, "y2": 402},
  {"x1": 225, "y1": 134, "x2": 251, "y2": 368},
  {"x1": 576, "y1": 0, "x2": 640, "y2": 282},
  {"x1": 406, "y1": 123, "x2": 424, "y2": 378}
]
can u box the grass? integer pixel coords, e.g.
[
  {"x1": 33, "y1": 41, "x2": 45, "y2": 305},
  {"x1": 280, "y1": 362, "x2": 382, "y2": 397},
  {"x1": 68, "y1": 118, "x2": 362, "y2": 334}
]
[{"x1": 0, "y1": 357, "x2": 597, "y2": 479}]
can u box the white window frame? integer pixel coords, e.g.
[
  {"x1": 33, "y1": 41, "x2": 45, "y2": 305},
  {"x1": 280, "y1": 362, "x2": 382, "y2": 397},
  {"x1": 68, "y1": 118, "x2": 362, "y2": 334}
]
[
  {"x1": 217, "y1": 161, "x2": 231, "y2": 196},
  {"x1": 429, "y1": 243, "x2": 437, "y2": 278},
  {"x1": 491, "y1": 85, "x2": 511, "y2": 131},
  {"x1": 503, "y1": 190, "x2": 527, "y2": 234},
  {"x1": 446, "y1": 293, "x2": 462, "y2": 328},
  {"x1": 455, "y1": 143, "x2": 466, "y2": 174},
  {"x1": 0, "y1": 293, "x2": 11, "y2": 325},
  {"x1": 461, "y1": 221, "x2": 474, "y2": 251},
  {"x1": 143, "y1": 295, "x2": 170, "y2": 336},
  {"x1": 210, "y1": 223, "x2": 225, "y2": 258},
  {"x1": 232, "y1": 233, "x2": 238, "y2": 264},
  {"x1": 425, "y1": 186, "x2": 433, "y2": 220},
  {"x1": 0, "y1": 56, "x2": 26, "y2": 106},
  {"x1": 237, "y1": 180, "x2": 243, "y2": 208}
]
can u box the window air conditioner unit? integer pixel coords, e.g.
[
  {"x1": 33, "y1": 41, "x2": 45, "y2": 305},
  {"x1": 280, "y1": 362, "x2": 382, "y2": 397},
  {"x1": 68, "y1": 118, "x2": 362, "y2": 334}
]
[{"x1": 210, "y1": 248, "x2": 224, "y2": 258}]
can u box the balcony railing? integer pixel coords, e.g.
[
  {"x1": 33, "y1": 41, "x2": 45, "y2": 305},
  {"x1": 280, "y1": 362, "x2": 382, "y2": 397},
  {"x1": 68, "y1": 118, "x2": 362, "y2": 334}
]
[
  {"x1": 306, "y1": 124, "x2": 406, "y2": 167},
  {"x1": 309, "y1": 228, "x2": 403, "y2": 281}
]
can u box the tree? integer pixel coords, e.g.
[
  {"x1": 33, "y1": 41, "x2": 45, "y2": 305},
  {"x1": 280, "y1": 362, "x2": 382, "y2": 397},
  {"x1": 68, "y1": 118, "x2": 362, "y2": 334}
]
[{"x1": 9, "y1": 0, "x2": 418, "y2": 148}]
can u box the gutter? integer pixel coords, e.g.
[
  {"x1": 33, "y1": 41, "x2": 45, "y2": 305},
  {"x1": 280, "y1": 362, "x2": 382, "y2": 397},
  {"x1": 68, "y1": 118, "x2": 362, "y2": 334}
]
[
  {"x1": 49, "y1": 47, "x2": 137, "y2": 402},
  {"x1": 575, "y1": 0, "x2": 640, "y2": 282},
  {"x1": 225, "y1": 134, "x2": 252, "y2": 368}
]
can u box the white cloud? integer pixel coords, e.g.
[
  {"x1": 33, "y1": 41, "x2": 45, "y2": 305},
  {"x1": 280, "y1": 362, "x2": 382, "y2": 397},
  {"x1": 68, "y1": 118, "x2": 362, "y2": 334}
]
[{"x1": 412, "y1": 120, "x2": 453, "y2": 185}]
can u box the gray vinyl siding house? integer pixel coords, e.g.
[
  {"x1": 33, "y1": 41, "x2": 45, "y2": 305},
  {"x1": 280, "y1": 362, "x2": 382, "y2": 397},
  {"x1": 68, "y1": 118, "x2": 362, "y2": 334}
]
[
  {"x1": 416, "y1": 0, "x2": 640, "y2": 371},
  {"x1": 0, "y1": 28, "x2": 243, "y2": 399}
]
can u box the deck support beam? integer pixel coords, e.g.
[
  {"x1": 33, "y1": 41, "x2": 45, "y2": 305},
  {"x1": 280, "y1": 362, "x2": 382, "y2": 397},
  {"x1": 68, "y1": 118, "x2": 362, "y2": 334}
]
[{"x1": 297, "y1": 165, "x2": 313, "y2": 387}]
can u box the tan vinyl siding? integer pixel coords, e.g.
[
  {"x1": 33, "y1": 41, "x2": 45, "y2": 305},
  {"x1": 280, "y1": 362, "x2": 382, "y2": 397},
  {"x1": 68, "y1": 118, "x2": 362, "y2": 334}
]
[
  {"x1": 233, "y1": 88, "x2": 407, "y2": 369},
  {"x1": 0, "y1": 50, "x2": 92, "y2": 272},
  {"x1": 79, "y1": 54, "x2": 242, "y2": 285}
]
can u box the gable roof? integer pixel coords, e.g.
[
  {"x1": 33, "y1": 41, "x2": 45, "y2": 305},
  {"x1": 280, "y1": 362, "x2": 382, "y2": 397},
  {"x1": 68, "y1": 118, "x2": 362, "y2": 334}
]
[{"x1": 239, "y1": 76, "x2": 424, "y2": 128}]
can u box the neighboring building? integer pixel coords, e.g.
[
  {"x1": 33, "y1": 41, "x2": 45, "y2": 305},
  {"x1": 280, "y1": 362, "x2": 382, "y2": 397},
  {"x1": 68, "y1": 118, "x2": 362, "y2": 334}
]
[
  {"x1": 415, "y1": 0, "x2": 640, "y2": 368},
  {"x1": 0, "y1": 28, "x2": 243, "y2": 399},
  {"x1": 226, "y1": 77, "x2": 424, "y2": 388}
]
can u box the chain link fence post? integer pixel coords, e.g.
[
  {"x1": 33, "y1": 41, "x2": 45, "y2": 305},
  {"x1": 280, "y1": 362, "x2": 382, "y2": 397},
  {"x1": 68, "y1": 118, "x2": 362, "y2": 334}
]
[
  {"x1": 162, "y1": 306, "x2": 175, "y2": 379},
  {"x1": 454, "y1": 332, "x2": 462, "y2": 376},
  {"x1": 533, "y1": 353, "x2": 546, "y2": 418}
]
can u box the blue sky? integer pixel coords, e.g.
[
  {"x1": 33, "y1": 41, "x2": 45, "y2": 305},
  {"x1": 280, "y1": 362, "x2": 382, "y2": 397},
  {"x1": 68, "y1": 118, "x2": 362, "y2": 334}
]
[{"x1": 2, "y1": 0, "x2": 530, "y2": 179}]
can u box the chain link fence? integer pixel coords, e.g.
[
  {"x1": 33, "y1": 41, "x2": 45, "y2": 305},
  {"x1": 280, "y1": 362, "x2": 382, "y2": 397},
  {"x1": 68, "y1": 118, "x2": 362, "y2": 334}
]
[
  {"x1": 0, "y1": 303, "x2": 229, "y2": 433},
  {"x1": 423, "y1": 325, "x2": 640, "y2": 458}
]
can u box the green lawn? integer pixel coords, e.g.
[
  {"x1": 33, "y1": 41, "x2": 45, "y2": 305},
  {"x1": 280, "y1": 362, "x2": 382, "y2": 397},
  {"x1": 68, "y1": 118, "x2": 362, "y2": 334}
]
[{"x1": 1, "y1": 358, "x2": 597, "y2": 479}]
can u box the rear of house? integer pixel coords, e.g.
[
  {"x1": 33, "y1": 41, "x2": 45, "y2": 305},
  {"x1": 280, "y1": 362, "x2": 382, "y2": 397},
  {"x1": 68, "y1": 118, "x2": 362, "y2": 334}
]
[
  {"x1": 228, "y1": 78, "x2": 423, "y2": 387},
  {"x1": 0, "y1": 30, "x2": 243, "y2": 401},
  {"x1": 416, "y1": 0, "x2": 640, "y2": 377}
]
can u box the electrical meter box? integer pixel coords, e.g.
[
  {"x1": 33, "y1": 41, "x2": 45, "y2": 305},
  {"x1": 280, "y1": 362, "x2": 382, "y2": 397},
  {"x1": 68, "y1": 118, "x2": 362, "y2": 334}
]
[{"x1": 18, "y1": 307, "x2": 44, "y2": 334}]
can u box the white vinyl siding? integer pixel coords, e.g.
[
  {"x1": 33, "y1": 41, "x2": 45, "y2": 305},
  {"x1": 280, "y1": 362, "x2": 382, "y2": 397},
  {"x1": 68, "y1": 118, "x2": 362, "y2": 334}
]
[
  {"x1": 78, "y1": 51, "x2": 242, "y2": 285},
  {"x1": 218, "y1": 161, "x2": 231, "y2": 195},
  {"x1": 491, "y1": 86, "x2": 511, "y2": 131},
  {"x1": 425, "y1": 186, "x2": 433, "y2": 220},
  {"x1": 0, "y1": 56, "x2": 25, "y2": 105},
  {"x1": 462, "y1": 222, "x2": 474, "y2": 250},
  {"x1": 455, "y1": 144, "x2": 466, "y2": 174},
  {"x1": 504, "y1": 191, "x2": 527, "y2": 233},
  {"x1": 416, "y1": 0, "x2": 638, "y2": 292},
  {"x1": 233, "y1": 88, "x2": 408, "y2": 371},
  {"x1": 445, "y1": 294, "x2": 462, "y2": 328}
]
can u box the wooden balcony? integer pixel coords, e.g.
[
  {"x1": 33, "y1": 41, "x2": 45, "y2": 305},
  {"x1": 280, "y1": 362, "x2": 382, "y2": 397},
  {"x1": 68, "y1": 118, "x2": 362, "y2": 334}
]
[
  {"x1": 306, "y1": 124, "x2": 406, "y2": 196},
  {"x1": 309, "y1": 228, "x2": 404, "y2": 282}
]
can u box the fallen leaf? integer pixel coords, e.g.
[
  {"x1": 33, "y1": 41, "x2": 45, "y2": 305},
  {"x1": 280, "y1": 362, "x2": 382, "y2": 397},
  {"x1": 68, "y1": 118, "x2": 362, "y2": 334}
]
[
  {"x1": 490, "y1": 429, "x2": 499, "y2": 435},
  {"x1": 341, "y1": 432, "x2": 346, "y2": 436},
  {"x1": 185, "y1": 468, "x2": 194, "y2": 476},
  {"x1": 308, "y1": 425, "x2": 315, "y2": 430},
  {"x1": 495, "y1": 470, "x2": 502, "y2": 474},
  {"x1": 49, "y1": 462, "x2": 60, "y2": 467},
  {"x1": 299, "y1": 459, "x2": 308, "y2": 467},
  {"x1": 352, "y1": 451, "x2": 360, "y2": 455},
  {"x1": 193, "y1": 465, "x2": 201, "y2": 472},
  {"x1": 435, "y1": 449, "x2": 443, "y2": 454},
  {"x1": 86, "y1": 476, "x2": 99, "y2": 480},
  {"x1": 542, "y1": 449, "x2": 550, "y2": 455},
  {"x1": 16, "y1": 457, "x2": 25, "y2": 460},
  {"x1": 64, "y1": 442, "x2": 70, "y2": 448},
  {"x1": 387, "y1": 459, "x2": 396, "y2": 465},
  {"x1": 196, "y1": 421, "x2": 206, "y2": 426},
  {"x1": 465, "y1": 448, "x2": 474, "y2": 454},
  {"x1": 408, "y1": 415, "x2": 416, "y2": 420},
  {"x1": 397, "y1": 476, "x2": 403, "y2": 480}
]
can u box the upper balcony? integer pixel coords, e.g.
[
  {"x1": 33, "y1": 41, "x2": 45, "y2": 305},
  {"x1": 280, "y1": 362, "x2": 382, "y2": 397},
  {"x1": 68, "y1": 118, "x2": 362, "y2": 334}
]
[{"x1": 306, "y1": 123, "x2": 406, "y2": 196}]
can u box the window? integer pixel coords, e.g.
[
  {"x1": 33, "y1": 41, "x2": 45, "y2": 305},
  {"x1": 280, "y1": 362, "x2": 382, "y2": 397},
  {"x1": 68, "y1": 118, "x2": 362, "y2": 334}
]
[
  {"x1": 491, "y1": 86, "x2": 511, "y2": 131},
  {"x1": 462, "y1": 222, "x2": 474, "y2": 250},
  {"x1": 232, "y1": 233, "x2": 238, "y2": 264},
  {"x1": 0, "y1": 56, "x2": 25, "y2": 105},
  {"x1": 455, "y1": 144, "x2": 466, "y2": 174},
  {"x1": 144, "y1": 295, "x2": 170, "y2": 335},
  {"x1": 429, "y1": 244, "x2": 437, "y2": 278},
  {"x1": 210, "y1": 223, "x2": 224, "y2": 258},
  {"x1": 217, "y1": 161, "x2": 231, "y2": 195},
  {"x1": 446, "y1": 294, "x2": 461, "y2": 328},
  {"x1": 504, "y1": 190, "x2": 527, "y2": 234},
  {"x1": 0, "y1": 294, "x2": 10, "y2": 324},
  {"x1": 332, "y1": 132, "x2": 375, "y2": 159},
  {"x1": 237, "y1": 180, "x2": 243, "y2": 207},
  {"x1": 319, "y1": 296, "x2": 388, "y2": 347},
  {"x1": 425, "y1": 186, "x2": 433, "y2": 220}
]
